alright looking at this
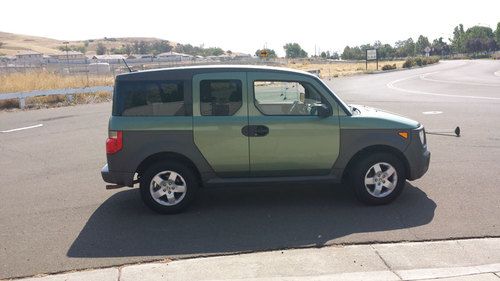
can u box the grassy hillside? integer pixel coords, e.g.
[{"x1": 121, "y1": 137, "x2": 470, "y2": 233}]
[{"x1": 0, "y1": 31, "x2": 174, "y2": 56}]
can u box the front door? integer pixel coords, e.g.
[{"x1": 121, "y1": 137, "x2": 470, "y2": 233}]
[
  {"x1": 193, "y1": 72, "x2": 249, "y2": 177},
  {"x1": 247, "y1": 72, "x2": 340, "y2": 177}
]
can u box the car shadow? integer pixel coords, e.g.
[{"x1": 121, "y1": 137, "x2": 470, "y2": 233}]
[{"x1": 67, "y1": 182, "x2": 435, "y2": 258}]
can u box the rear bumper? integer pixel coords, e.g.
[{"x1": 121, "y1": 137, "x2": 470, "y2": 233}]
[{"x1": 101, "y1": 164, "x2": 135, "y2": 187}]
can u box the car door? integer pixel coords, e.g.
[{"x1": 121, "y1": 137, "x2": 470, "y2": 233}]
[
  {"x1": 247, "y1": 72, "x2": 340, "y2": 177},
  {"x1": 193, "y1": 72, "x2": 249, "y2": 177}
]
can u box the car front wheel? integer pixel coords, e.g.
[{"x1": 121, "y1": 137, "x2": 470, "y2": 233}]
[{"x1": 350, "y1": 152, "x2": 406, "y2": 205}]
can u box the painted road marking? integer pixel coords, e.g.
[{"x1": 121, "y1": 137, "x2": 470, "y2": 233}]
[
  {"x1": 1, "y1": 124, "x2": 43, "y2": 133},
  {"x1": 387, "y1": 74, "x2": 500, "y2": 100},
  {"x1": 422, "y1": 111, "x2": 443, "y2": 115},
  {"x1": 495, "y1": 70, "x2": 500, "y2": 77},
  {"x1": 421, "y1": 72, "x2": 500, "y2": 87}
]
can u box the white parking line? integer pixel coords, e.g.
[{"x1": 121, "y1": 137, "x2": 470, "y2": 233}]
[
  {"x1": 422, "y1": 111, "x2": 443, "y2": 115},
  {"x1": 421, "y1": 72, "x2": 500, "y2": 87},
  {"x1": 387, "y1": 74, "x2": 500, "y2": 100},
  {"x1": 1, "y1": 124, "x2": 43, "y2": 133}
]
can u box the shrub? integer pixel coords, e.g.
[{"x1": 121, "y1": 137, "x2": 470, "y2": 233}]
[
  {"x1": 0, "y1": 99, "x2": 20, "y2": 109},
  {"x1": 382, "y1": 64, "x2": 397, "y2": 71},
  {"x1": 403, "y1": 56, "x2": 439, "y2": 68},
  {"x1": 415, "y1": 57, "x2": 423, "y2": 66},
  {"x1": 403, "y1": 58, "x2": 415, "y2": 68}
]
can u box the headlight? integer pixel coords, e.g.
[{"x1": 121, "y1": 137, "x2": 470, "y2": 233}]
[{"x1": 419, "y1": 129, "x2": 426, "y2": 145}]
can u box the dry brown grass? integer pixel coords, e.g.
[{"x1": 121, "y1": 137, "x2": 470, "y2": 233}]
[
  {"x1": 0, "y1": 71, "x2": 114, "y2": 93},
  {"x1": 287, "y1": 60, "x2": 405, "y2": 77}
]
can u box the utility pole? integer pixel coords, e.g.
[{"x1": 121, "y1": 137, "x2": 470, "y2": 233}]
[{"x1": 63, "y1": 41, "x2": 69, "y2": 73}]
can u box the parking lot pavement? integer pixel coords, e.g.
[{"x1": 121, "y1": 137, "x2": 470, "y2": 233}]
[
  {"x1": 13, "y1": 238, "x2": 500, "y2": 281},
  {"x1": 1, "y1": 60, "x2": 499, "y2": 279}
]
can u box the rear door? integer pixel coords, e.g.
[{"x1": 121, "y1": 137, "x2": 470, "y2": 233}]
[
  {"x1": 247, "y1": 72, "x2": 340, "y2": 177},
  {"x1": 193, "y1": 72, "x2": 249, "y2": 177}
]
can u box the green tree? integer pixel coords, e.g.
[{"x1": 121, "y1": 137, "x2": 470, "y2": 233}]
[
  {"x1": 431, "y1": 37, "x2": 450, "y2": 56},
  {"x1": 341, "y1": 46, "x2": 352, "y2": 60},
  {"x1": 283, "y1": 43, "x2": 308, "y2": 58},
  {"x1": 151, "y1": 40, "x2": 172, "y2": 55},
  {"x1": 137, "y1": 41, "x2": 149, "y2": 54},
  {"x1": 204, "y1": 47, "x2": 224, "y2": 56},
  {"x1": 377, "y1": 43, "x2": 395, "y2": 59},
  {"x1": 464, "y1": 25, "x2": 496, "y2": 54},
  {"x1": 450, "y1": 24, "x2": 466, "y2": 53},
  {"x1": 255, "y1": 48, "x2": 277, "y2": 58},
  {"x1": 124, "y1": 44, "x2": 133, "y2": 55},
  {"x1": 341, "y1": 45, "x2": 364, "y2": 60},
  {"x1": 59, "y1": 44, "x2": 86, "y2": 53},
  {"x1": 415, "y1": 35, "x2": 430, "y2": 55},
  {"x1": 96, "y1": 43, "x2": 107, "y2": 55},
  {"x1": 495, "y1": 22, "x2": 500, "y2": 49},
  {"x1": 395, "y1": 38, "x2": 415, "y2": 57}
]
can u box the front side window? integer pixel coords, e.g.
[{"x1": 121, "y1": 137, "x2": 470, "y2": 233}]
[
  {"x1": 200, "y1": 80, "x2": 242, "y2": 116},
  {"x1": 118, "y1": 80, "x2": 185, "y2": 116},
  {"x1": 254, "y1": 81, "x2": 326, "y2": 115}
]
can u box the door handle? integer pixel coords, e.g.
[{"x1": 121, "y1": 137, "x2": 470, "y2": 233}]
[
  {"x1": 254, "y1": 125, "x2": 269, "y2": 136},
  {"x1": 241, "y1": 125, "x2": 269, "y2": 137},
  {"x1": 241, "y1": 125, "x2": 252, "y2": 137}
]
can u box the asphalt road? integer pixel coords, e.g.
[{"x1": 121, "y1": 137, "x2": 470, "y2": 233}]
[{"x1": 1, "y1": 60, "x2": 499, "y2": 279}]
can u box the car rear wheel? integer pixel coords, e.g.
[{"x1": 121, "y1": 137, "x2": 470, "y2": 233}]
[
  {"x1": 350, "y1": 152, "x2": 406, "y2": 205},
  {"x1": 140, "y1": 161, "x2": 197, "y2": 214}
]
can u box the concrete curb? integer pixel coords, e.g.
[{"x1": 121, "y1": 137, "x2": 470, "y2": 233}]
[{"x1": 8, "y1": 238, "x2": 500, "y2": 281}]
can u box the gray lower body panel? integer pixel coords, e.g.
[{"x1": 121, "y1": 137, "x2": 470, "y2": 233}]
[
  {"x1": 404, "y1": 145, "x2": 431, "y2": 180},
  {"x1": 101, "y1": 164, "x2": 135, "y2": 186},
  {"x1": 204, "y1": 174, "x2": 340, "y2": 187}
]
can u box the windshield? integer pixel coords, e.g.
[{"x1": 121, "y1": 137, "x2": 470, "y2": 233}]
[{"x1": 316, "y1": 78, "x2": 352, "y2": 115}]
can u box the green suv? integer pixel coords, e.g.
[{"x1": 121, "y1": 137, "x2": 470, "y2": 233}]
[{"x1": 101, "y1": 65, "x2": 430, "y2": 214}]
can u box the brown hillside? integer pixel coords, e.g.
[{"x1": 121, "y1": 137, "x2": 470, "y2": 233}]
[{"x1": 0, "y1": 31, "x2": 175, "y2": 56}]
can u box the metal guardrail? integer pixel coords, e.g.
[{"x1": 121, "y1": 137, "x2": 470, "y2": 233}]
[{"x1": 0, "y1": 86, "x2": 113, "y2": 109}]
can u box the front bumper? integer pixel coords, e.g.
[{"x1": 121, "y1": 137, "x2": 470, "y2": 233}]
[
  {"x1": 404, "y1": 131, "x2": 431, "y2": 180},
  {"x1": 407, "y1": 149, "x2": 430, "y2": 180},
  {"x1": 101, "y1": 164, "x2": 136, "y2": 186}
]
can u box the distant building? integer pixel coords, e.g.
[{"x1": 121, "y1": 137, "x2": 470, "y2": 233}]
[
  {"x1": 15, "y1": 51, "x2": 43, "y2": 63},
  {"x1": 231, "y1": 53, "x2": 253, "y2": 61},
  {"x1": 0, "y1": 55, "x2": 15, "y2": 62},
  {"x1": 48, "y1": 51, "x2": 87, "y2": 63},
  {"x1": 88, "y1": 62, "x2": 111, "y2": 74},
  {"x1": 91, "y1": 54, "x2": 127, "y2": 64},
  {"x1": 156, "y1": 52, "x2": 193, "y2": 62},
  {"x1": 206, "y1": 54, "x2": 232, "y2": 62},
  {"x1": 127, "y1": 54, "x2": 155, "y2": 62}
]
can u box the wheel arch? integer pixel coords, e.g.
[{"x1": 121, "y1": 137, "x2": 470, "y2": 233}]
[
  {"x1": 136, "y1": 151, "x2": 202, "y2": 185},
  {"x1": 341, "y1": 145, "x2": 410, "y2": 181}
]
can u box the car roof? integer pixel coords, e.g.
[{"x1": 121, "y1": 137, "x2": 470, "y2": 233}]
[{"x1": 115, "y1": 64, "x2": 317, "y2": 81}]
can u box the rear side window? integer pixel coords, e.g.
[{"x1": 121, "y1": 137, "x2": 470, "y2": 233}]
[
  {"x1": 116, "y1": 80, "x2": 185, "y2": 116},
  {"x1": 200, "y1": 80, "x2": 242, "y2": 116}
]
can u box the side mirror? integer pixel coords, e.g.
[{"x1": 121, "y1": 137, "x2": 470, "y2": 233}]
[{"x1": 312, "y1": 104, "x2": 332, "y2": 117}]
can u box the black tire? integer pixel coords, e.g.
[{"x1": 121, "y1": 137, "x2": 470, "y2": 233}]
[
  {"x1": 350, "y1": 152, "x2": 406, "y2": 205},
  {"x1": 140, "y1": 161, "x2": 198, "y2": 214}
]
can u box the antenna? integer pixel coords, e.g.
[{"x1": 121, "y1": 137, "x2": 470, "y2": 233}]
[{"x1": 122, "y1": 58, "x2": 133, "y2": 72}]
